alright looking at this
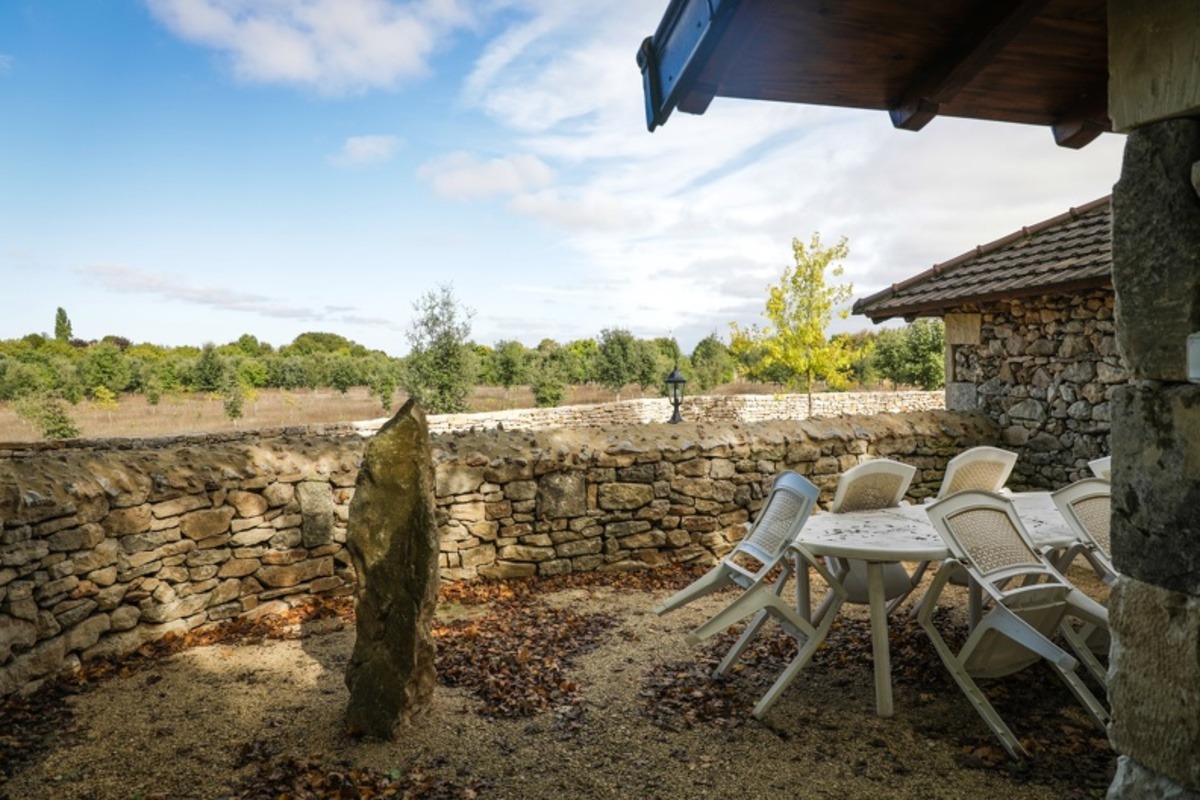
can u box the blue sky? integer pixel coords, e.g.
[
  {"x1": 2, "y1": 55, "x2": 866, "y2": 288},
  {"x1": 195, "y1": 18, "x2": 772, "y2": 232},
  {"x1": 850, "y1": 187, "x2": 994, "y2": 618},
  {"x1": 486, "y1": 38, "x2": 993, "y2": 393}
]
[{"x1": 1, "y1": 1, "x2": 1126, "y2": 356}]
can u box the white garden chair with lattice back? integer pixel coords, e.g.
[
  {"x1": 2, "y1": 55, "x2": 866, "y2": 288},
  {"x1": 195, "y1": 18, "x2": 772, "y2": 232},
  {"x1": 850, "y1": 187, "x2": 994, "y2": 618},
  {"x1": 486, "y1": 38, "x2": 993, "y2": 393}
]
[
  {"x1": 1051, "y1": 477, "x2": 1117, "y2": 686},
  {"x1": 821, "y1": 459, "x2": 924, "y2": 616},
  {"x1": 920, "y1": 490, "x2": 1111, "y2": 758},
  {"x1": 654, "y1": 471, "x2": 821, "y2": 628},
  {"x1": 1088, "y1": 456, "x2": 1112, "y2": 481},
  {"x1": 935, "y1": 446, "x2": 1019, "y2": 499}
]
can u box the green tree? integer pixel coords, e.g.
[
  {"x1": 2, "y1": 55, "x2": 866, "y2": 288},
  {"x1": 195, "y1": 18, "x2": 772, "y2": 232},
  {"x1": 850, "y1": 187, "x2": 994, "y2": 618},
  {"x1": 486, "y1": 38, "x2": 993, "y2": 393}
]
[
  {"x1": 221, "y1": 372, "x2": 245, "y2": 421},
  {"x1": 691, "y1": 333, "x2": 734, "y2": 391},
  {"x1": 529, "y1": 347, "x2": 568, "y2": 408},
  {"x1": 79, "y1": 342, "x2": 131, "y2": 397},
  {"x1": 402, "y1": 284, "x2": 475, "y2": 414},
  {"x1": 731, "y1": 234, "x2": 855, "y2": 414},
  {"x1": 871, "y1": 319, "x2": 945, "y2": 390},
  {"x1": 367, "y1": 361, "x2": 399, "y2": 413},
  {"x1": 54, "y1": 308, "x2": 73, "y2": 342},
  {"x1": 492, "y1": 340, "x2": 528, "y2": 403},
  {"x1": 596, "y1": 328, "x2": 640, "y2": 400},
  {"x1": 191, "y1": 343, "x2": 226, "y2": 392}
]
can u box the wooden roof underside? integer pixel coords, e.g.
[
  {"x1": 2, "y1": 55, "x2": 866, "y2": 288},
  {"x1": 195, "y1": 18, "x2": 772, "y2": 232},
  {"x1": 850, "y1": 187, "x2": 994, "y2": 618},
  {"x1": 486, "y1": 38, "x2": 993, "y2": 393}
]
[{"x1": 639, "y1": 0, "x2": 1111, "y2": 147}]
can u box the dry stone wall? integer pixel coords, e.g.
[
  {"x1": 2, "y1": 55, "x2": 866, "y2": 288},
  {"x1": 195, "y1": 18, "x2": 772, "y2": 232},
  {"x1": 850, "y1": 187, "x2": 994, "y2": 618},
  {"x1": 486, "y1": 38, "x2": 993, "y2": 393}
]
[
  {"x1": 0, "y1": 401, "x2": 988, "y2": 698},
  {"x1": 417, "y1": 390, "x2": 944, "y2": 434},
  {"x1": 947, "y1": 289, "x2": 1127, "y2": 487}
]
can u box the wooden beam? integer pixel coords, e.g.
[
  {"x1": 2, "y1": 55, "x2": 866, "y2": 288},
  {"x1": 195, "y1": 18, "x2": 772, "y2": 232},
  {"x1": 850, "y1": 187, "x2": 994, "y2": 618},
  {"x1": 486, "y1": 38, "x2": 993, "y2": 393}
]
[
  {"x1": 1052, "y1": 116, "x2": 1107, "y2": 149},
  {"x1": 1109, "y1": 0, "x2": 1200, "y2": 131},
  {"x1": 889, "y1": 0, "x2": 1051, "y2": 131}
]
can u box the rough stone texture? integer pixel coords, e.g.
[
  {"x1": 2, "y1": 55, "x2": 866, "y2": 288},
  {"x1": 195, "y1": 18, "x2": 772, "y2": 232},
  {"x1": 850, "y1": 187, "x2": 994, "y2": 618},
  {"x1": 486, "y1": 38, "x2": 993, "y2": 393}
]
[
  {"x1": 344, "y1": 399, "x2": 439, "y2": 738},
  {"x1": 1109, "y1": 757, "x2": 1200, "y2": 799},
  {"x1": 947, "y1": 289, "x2": 1123, "y2": 488},
  {"x1": 1113, "y1": 118, "x2": 1200, "y2": 382},
  {"x1": 1110, "y1": 383, "x2": 1200, "y2": 593},
  {"x1": 1108, "y1": 578, "x2": 1200, "y2": 792},
  {"x1": 1107, "y1": 118, "x2": 1200, "y2": 800},
  {"x1": 0, "y1": 393, "x2": 966, "y2": 698},
  {"x1": 297, "y1": 481, "x2": 335, "y2": 548}
]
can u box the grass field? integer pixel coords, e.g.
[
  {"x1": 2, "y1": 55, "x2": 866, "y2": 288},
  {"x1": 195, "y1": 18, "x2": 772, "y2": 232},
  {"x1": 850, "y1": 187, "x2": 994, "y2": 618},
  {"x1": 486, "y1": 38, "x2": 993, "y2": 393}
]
[{"x1": 0, "y1": 382, "x2": 765, "y2": 442}]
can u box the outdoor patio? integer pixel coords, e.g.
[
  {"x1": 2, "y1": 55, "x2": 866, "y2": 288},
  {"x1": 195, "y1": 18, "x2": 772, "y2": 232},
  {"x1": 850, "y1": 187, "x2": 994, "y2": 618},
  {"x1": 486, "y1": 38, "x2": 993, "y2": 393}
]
[{"x1": 2, "y1": 562, "x2": 1114, "y2": 799}]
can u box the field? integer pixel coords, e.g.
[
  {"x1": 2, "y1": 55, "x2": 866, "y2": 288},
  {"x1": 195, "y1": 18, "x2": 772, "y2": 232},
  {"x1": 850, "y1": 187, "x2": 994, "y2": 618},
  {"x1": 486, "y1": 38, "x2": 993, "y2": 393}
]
[{"x1": 0, "y1": 383, "x2": 772, "y2": 442}]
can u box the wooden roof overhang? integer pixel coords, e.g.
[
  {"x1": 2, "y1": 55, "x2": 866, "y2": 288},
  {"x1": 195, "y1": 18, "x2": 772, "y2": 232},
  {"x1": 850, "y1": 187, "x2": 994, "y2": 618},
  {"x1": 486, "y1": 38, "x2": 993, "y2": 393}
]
[{"x1": 637, "y1": 0, "x2": 1111, "y2": 148}]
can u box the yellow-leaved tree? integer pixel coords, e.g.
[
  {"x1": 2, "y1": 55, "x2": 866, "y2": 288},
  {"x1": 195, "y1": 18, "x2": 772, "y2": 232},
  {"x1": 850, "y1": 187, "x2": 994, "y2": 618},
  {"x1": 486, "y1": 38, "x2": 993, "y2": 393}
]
[{"x1": 731, "y1": 233, "x2": 855, "y2": 415}]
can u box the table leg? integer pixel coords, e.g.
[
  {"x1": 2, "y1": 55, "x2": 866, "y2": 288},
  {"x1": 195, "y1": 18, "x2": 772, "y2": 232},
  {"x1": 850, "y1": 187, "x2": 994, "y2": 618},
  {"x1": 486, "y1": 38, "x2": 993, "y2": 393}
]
[
  {"x1": 866, "y1": 561, "x2": 894, "y2": 718},
  {"x1": 794, "y1": 554, "x2": 811, "y2": 622}
]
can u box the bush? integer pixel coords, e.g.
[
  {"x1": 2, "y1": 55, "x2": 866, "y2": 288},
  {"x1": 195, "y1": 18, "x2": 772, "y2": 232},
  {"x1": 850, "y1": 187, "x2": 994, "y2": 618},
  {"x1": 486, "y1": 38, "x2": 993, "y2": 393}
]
[{"x1": 15, "y1": 393, "x2": 80, "y2": 440}]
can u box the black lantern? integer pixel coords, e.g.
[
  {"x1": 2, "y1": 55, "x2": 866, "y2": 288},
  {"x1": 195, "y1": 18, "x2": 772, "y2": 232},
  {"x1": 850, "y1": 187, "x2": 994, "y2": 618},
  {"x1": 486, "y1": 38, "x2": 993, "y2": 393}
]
[{"x1": 665, "y1": 364, "x2": 686, "y2": 423}]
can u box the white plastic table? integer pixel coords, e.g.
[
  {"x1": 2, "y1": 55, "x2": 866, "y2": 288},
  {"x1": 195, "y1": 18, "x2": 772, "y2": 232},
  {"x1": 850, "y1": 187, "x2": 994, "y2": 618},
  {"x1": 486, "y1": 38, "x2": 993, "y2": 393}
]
[{"x1": 790, "y1": 492, "x2": 1076, "y2": 718}]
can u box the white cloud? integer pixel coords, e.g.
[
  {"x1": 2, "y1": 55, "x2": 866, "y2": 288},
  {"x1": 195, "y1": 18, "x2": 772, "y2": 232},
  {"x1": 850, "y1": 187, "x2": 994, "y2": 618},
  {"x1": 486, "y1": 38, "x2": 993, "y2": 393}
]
[
  {"x1": 417, "y1": 151, "x2": 554, "y2": 200},
  {"x1": 144, "y1": 0, "x2": 474, "y2": 93},
  {"x1": 329, "y1": 134, "x2": 403, "y2": 166},
  {"x1": 430, "y1": 4, "x2": 1126, "y2": 351},
  {"x1": 78, "y1": 263, "x2": 397, "y2": 327}
]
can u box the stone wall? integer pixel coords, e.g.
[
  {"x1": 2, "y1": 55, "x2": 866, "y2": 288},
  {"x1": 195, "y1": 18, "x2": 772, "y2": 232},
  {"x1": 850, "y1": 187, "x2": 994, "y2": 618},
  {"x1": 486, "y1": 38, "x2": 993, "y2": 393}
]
[
  {"x1": 944, "y1": 289, "x2": 1127, "y2": 487},
  {"x1": 416, "y1": 390, "x2": 944, "y2": 434},
  {"x1": 0, "y1": 405, "x2": 992, "y2": 698}
]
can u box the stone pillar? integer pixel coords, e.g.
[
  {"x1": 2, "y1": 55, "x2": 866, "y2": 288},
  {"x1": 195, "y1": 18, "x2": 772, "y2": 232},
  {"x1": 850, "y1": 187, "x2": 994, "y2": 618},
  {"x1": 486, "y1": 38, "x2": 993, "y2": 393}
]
[
  {"x1": 1107, "y1": 118, "x2": 1200, "y2": 797},
  {"x1": 344, "y1": 399, "x2": 440, "y2": 738}
]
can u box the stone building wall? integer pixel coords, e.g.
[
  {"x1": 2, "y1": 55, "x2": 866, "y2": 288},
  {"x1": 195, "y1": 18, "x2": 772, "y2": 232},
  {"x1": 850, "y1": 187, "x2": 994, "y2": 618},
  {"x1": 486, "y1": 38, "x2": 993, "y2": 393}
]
[
  {"x1": 0, "y1": 402, "x2": 988, "y2": 698},
  {"x1": 944, "y1": 288, "x2": 1127, "y2": 487}
]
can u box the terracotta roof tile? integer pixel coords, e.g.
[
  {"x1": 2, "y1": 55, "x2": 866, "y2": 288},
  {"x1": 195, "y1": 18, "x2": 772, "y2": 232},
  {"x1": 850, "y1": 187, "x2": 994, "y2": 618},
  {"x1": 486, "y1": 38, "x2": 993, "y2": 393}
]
[{"x1": 853, "y1": 197, "x2": 1111, "y2": 322}]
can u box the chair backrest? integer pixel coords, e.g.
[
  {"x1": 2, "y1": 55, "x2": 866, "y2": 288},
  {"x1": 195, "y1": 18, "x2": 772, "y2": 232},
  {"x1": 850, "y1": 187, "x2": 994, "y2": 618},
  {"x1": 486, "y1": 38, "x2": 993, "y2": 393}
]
[
  {"x1": 1052, "y1": 477, "x2": 1116, "y2": 582},
  {"x1": 830, "y1": 458, "x2": 917, "y2": 513},
  {"x1": 925, "y1": 490, "x2": 1055, "y2": 587},
  {"x1": 737, "y1": 471, "x2": 821, "y2": 564},
  {"x1": 936, "y1": 446, "x2": 1018, "y2": 498},
  {"x1": 1088, "y1": 456, "x2": 1111, "y2": 481}
]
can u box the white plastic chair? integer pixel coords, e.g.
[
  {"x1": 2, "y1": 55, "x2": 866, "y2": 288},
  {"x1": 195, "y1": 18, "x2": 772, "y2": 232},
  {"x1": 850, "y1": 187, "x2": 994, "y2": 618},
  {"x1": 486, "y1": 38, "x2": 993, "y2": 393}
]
[
  {"x1": 1088, "y1": 456, "x2": 1112, "y2": 481},
  {"x1": 1051, "y1": 478, "x2": 1116, "y2": 584},
  {"x1": 654, "y1": 471, "x2": 820, "y2": 625},
  {"x1": 920, "y1": 490, "x2": 1111, "y2": 758},
  {"x1": 925, "y1": 446, "x2": 1019, "y2": 592},
  {"x1": 823, "y1": 459, "x2": 924, "y2": 614},
  {"x1": 935, "y1": 446, "x2": 1019, "y2": 499},
  {"x1": 1051, "y1": 478, "x2": 1116, "y2": 685}
]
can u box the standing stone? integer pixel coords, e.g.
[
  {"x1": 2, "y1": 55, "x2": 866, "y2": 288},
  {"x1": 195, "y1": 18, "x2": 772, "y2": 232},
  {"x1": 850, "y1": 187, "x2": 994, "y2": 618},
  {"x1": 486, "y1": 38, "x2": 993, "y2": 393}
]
[{"x1": 344, "y1": 399, "x2": 439, "y2": 738}]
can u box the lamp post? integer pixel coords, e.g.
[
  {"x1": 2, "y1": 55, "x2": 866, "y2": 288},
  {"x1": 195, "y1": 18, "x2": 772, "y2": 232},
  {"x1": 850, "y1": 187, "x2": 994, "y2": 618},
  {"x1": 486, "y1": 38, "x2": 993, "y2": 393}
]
[{"x1": 665, "y1": 364, "x2": 686, "y2": 423}]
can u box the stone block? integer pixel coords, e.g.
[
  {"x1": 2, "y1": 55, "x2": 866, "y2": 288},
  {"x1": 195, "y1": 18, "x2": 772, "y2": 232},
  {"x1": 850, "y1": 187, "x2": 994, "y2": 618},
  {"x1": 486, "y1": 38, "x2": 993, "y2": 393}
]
[
  {"x1": 1113, "y1": 119, "x2": 1200, "y2": 381},
  {"x1": 496, "y1": 545, "x2": 555, "y2": 563},
  {"x1": 0, "y1": 616, "x2": 38, "y2": 662},
  {"x1": 297, "y1": 481, "x2": 334, "y2": 548},
  {"x1": 1109, "y1": 577, "x2": 1200, "y2": 791},
  {"x1": 262, "y1": 482, "x2": 294, "y2": 508},
  {"x1": 478, "y1": 561, "x2": 536, "y2": 579},
  {"x1": 218, "y1": 558, "x2": 261, "y2": 578},
  {"x1": 151, "y1": 495, "x2": 209, "y2": 519},
  {"x1": 180, "y1": 507, "x2": 236, "y2": 541},
  {"x1": 109, "y1": 605, "x2": 140, "y2": 632},
  {"x1": 64, "y1": 615, "x2": 110, "y2": 653},
  {"x1": 1111, "y1": 383, "x2": 1200, "y2": 592},
  {"x1": 102, "y1": 505, "x2": 152, "y2": 536},
  {"x1": 227, "y1": 490, "x2": 268, "y2": 518},
  {"x1": 257, "y1": 556, "x2": 334, "y2": 589},
  {"x1": 504, "y1": 480, "x2": 537, "y2": 502},
  {"x1": 536, "y1": 473, "x2": 586, "y2": 518}
]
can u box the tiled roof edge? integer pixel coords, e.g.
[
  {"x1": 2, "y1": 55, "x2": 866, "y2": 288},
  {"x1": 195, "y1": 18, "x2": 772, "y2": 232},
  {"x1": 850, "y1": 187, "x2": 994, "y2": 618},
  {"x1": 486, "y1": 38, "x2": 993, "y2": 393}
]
[{"x1": 852, "y1": 195, "x2": 1112, "y2": 317}]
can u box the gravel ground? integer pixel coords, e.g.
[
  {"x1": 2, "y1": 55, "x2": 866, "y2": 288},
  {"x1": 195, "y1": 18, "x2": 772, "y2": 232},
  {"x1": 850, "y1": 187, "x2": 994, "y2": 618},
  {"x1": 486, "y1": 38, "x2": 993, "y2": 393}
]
[{"x1": 3, "y1": 565, "x2": 1115, "y2": 800}]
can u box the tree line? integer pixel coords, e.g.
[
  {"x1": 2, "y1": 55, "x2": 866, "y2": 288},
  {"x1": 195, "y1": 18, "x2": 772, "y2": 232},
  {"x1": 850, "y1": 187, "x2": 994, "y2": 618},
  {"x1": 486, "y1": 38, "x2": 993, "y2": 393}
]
[{"x1": 3, "y1": 234, "x2": 944, "y2": 440}]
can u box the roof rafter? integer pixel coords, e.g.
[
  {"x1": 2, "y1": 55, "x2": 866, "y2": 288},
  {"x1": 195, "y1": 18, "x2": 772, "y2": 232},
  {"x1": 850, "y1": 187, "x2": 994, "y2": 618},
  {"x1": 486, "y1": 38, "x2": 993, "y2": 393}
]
[{"x1": 889, "y1": 0, "x2": 1052, "y2": 132}]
